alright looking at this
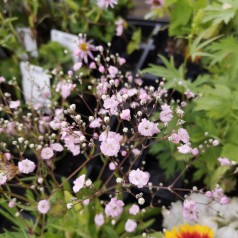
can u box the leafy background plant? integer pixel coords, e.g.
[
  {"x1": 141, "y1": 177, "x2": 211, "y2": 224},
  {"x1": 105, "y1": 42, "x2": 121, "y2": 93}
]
[{"x1": 144, "y1": 0, "x2": 238, "y2": 190}]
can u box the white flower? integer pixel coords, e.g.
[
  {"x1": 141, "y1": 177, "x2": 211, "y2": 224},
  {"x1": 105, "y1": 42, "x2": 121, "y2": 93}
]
[
  {"x1": 216, "y1": 226, "x2": 238, "y2": 238},
  {"x1": 162, "y1": 201, "x2": 185, "y2": 229}
]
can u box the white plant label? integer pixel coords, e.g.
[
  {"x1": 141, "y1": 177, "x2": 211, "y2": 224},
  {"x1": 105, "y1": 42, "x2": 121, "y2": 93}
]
[
  {"x1": 17, "y1": 28, "x2": 38, "y2": 58},
  {"x1": 51, "y1": 29, "x2": 78, "y2": 61},
  {"x1": 20, "y1": 62, "x2": 51, "y2": 106}
]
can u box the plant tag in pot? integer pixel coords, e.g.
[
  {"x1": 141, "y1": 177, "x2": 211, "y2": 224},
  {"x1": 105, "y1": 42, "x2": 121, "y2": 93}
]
[
  {"x1": 20, "y1": 62, "x2": 51, "y2": 108},
  {"x1": 17, "y1": 27, "x2": 38, "y2": 58},
  {"x1": 51, "y1": 29, "x2": 78, "y2": 62}
]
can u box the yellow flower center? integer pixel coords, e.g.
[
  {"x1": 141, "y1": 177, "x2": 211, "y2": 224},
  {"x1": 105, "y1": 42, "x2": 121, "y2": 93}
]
[
  {"x1": 164, "y1": 224, "x2": 214, "y2": 238},
  {"x1": 79, "y1": 42, "x2": 88, "y2": 52}
]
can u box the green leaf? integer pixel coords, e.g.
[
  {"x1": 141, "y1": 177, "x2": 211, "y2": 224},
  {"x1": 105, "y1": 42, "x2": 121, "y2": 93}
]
[
  {"x1": 203, "y1": 0, "x2": 238, "y2": 25},
  {"x1": 206, "y1": 36, "x2": 238, "y2": 80},
  {"x1": 188, "y1": 32, "x2": 221, "y2": 62},
  {"x1": 102, "y1": 225, "x2": 120, "y2": 238},
  {"x1": 195, "y1": 84, "x2": 232, "y2": 119},
  {"x1": 169, "y1": 0, "x2": 193, "y2": 36},
  {"x1": 127, "y1": 29, "x2": 141, "y2": 54},
  {"x1": 221, "y1": 143, "x2": 238, "y2": 162},
  {"x1": 131, "y1": 232, "x2": 163, "y2": 238}
]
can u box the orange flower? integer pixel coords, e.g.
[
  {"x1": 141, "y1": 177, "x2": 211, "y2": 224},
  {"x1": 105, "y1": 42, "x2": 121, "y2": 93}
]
[{"x1": 164, "y1": 224, "x2": 214, "y2": 238}]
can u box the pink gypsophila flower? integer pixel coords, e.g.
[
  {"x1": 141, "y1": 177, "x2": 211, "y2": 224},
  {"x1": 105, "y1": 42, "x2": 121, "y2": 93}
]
[
  {"x1": 37, "y1": 199, "x2": 50, "y2": 214},
  {"x1": 0, "y1": 175, "x2": 7, "y2": 185},
  {"x1": 61, "y1": 130, "x2": 82, "y2": 156},
  {"x1": 96, "y1": 82, "x2": 109, "y2": 96},
  {"x1": 89, "y1": 62, "x2": 96, "y2": 69},
  {"x1": 56, "y1": 81, "x2": 76, "y2": 99},
  {"x1": 169, "y1": 133, "x2": 180, "y2": 144},
  {"x1": 0, "y1": 76, "x2": 6, "y2": 83},
  {"x1": 99, "y1": 131, "x2": 123, "y2": 143},
  {"x1": 178, "y1": 128, "x2": 190, "y2": 143},
  {"x1": 206, "y1": 187, "x2": 229, "y2": 205},
  {"x1": 129, "y1": 204, "x2": 140, "y2": 215},
  {"x1": 97, "y1": 0, "x2": 118, "y2": 9},
  {"x1": 160, "y1": 104, "x2": 173, "y2": 123},
  {"x1": 8, "y1": 199, "x2": 16, "y2": 208},
  {"x1": 115, "y1": 18, "x2": 125, "y2": 36},
  {"x1": 94, "y1": 213, "x2": 104, "y2": 226},
  {"x1": 103, "y1": 97, "x2": 119, "y2": 113},
  {"x1": 108, "y1": 66, "x2": 118, "y2": 78},
  {"x1": 50, "y1": 143, "x2": 64, "y2": 152},
  {"x1": 100, "y1": 138, "x2": 120, "y2": 157},
  {"x1": 73, "y1": 174, "x2": 85, "y2": 193},
  {"x1": 183, "y1": 199, "x2": 199, "y2": 222},
  {"x1": 105, "y1": 197, "x2": 124, "y2": 217},
  {"x1": 138, "y1": 118, "x2": 160, "y2": 136},
  {"x1": 218, "y1": 157, "x2": 231, "y2": 166},
  {"x1": 109, "y1": 161, "x2": 118, "y2": 170},
  {"x1": 89, "y1": 118, "x2": 102, "y2": 128},
  {"x1": 73, "y1": 62, "x2": 82, "y2": 71},
  {"x1": 18, "y1": 159, "x2": 36, "y2": 174},
  {"x1": 125, "y1": 219, "x2": 137, "y2": 233},
  {"x1": 120, "y1": 109, "x2": 131, "y2": 121},
  {"x1": 118, "y1": 57, "x2": 126, "y2": 65},
  {"x1": 83, "y1": 199, "x2": 90, "y2": 206},
  {"x1": 9, "y1": 100, "x2": 20, "y2": 109},
  {"x1": 4, "y1": 153, "x2": 11, "y2": 161},
  {"x1": 129, "y1": 168, "x2": 150, "y2": 188},
  {"x1": 41, "y1": 147, "x2": 54, "y2": 160},
  {"x1": 177, "y1": 144, "x2": 192, "y2": 154}
]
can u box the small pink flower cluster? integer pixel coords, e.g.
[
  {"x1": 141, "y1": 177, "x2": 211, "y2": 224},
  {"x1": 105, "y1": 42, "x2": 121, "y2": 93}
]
[
  {"x1": 100, "y1": 131, "x2": 123, "y2": 157},
  {"x1": 206, "y1": 186, "x2": 229, "y2": 205},
  {"x1": 55, "y1": 81, "x2": 76, "y2": 99},
  {"x1": 183, "y1": 199, "x2": 199, "y2": 222},
  {"x1": 217, "y1": 157, "x2": 232, "y2": 166},
  {"x1": 138, "y1": 118, "x2": 160, "y2": 137},
  {"x1": 129, "y1": 168, "x2": 150, "y2": 188},
  {"x1": 105, "y1": 197, "x2": 124, "y2": 217}
]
